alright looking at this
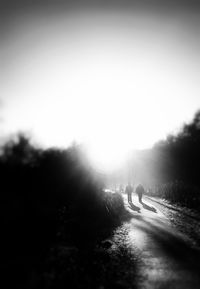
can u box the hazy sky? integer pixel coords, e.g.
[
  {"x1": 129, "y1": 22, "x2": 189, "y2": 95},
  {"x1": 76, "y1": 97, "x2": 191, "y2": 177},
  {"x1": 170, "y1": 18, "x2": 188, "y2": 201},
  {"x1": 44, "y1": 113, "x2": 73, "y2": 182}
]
[{"x1": 1, "y1": 0, "x2": 200, "y2": 168}]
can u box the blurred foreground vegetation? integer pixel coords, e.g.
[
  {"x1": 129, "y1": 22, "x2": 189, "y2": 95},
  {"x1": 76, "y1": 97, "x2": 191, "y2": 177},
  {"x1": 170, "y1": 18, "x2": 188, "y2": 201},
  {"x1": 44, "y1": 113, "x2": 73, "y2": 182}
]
[{"x1": 0, "y1": 135, "x2": 126, "y2": 288}]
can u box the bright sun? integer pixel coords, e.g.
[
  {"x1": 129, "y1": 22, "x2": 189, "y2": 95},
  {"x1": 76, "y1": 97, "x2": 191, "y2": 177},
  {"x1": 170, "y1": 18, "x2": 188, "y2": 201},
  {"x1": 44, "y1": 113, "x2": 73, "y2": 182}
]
[
  {"x1": 5, "y1": 44, "x2": 186, "y2": 171},
  {"x1": 29, "y1": 52, "x2": 170, "y2": 171},
  {"x1": 3, "y1": 12, "x2": 198, "y2": 171}
]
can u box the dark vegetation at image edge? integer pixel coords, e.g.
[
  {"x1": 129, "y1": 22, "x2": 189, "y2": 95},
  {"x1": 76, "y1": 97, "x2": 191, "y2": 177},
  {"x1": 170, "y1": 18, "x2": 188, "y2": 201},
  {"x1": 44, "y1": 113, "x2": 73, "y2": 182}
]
[
  {"x1": 139, "y1": 110, "x2": 200, "y2": 209},
  {"x1": 0, "y1": 135, "x2": 128, "y2": 288}
]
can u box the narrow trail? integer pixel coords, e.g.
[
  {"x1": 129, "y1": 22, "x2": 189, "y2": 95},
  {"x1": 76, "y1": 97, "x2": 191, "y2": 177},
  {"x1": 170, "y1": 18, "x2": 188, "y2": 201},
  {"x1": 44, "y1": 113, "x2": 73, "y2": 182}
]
[{"x1": 122, "y1": 194, "x2": 200, "y2": 289}]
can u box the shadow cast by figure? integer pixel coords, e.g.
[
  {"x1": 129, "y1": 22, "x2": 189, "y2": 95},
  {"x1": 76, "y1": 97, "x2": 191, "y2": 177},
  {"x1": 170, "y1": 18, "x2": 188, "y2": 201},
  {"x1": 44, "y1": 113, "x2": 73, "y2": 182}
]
[
  {"x1": 146, "y1": 197, "x2": 200, "y2": 221},
  {"x1": 133, "y1": 215, "x2": 200, "y2": 274},
  {"x1": 128, "y1": 201, "x2": 141, "y2": 213},
  {"x1": 139, "y1": 200, "x2": 157, "y2": 213}
]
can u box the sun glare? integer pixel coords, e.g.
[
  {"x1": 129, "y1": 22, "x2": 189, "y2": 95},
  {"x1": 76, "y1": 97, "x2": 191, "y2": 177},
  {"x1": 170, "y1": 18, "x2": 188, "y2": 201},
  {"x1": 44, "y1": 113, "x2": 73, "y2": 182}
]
[
  {"x1": 4, "y1": 43, "x2": 190, "y2": 171},
  {"x1": 29, "y1": 51, "x2": 166, "y2": 170},
  {"x1": 2, "y1": 11, "x2": 200, "y2": 171},
  {"x1": 86, "y1": 138, "x2": 130, "y2": 172}
]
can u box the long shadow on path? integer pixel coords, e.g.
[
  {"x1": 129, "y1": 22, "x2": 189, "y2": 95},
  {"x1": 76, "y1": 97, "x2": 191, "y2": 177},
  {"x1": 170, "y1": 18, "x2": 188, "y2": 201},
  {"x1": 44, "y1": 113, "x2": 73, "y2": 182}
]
[
  {"x1": 139, "y1": 200, "x2": 157, "y2": 213},
  {"x1": 129, "y1": 212, "x2": 200, "y2": 274},
  {"x1": 128, "y1": 201, "x2": 141, "y2": 213},
  {"x1": 146, "y1": 197, "x2": 200, "y2": 221}
]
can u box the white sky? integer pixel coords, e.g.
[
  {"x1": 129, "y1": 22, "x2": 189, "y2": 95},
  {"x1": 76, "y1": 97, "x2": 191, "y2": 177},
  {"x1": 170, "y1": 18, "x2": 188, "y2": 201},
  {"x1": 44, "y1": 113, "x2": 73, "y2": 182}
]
[{"x1": 1, "y1": 9, "x2": 200, "y2": 169}]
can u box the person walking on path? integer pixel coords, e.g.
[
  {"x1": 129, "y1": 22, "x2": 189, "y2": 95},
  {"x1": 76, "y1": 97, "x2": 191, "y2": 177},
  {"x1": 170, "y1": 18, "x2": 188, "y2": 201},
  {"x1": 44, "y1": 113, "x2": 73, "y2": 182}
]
[
  {"x1": 125, "y1": 183, "x2": 133, "y2": 203},
  {"x1": 136, "y1": 184, "x2": 145, "y2": 203}
]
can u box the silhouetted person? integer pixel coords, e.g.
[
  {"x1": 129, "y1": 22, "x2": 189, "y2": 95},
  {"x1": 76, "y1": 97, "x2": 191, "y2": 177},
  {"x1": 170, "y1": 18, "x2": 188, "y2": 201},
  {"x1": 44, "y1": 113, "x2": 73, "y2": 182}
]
[
  {"x1": 136, "y1": 184, "x2": 145, "y2": 203},
  {"x1": 125, "y1": 183, "x2": 133, "y2": 203}
]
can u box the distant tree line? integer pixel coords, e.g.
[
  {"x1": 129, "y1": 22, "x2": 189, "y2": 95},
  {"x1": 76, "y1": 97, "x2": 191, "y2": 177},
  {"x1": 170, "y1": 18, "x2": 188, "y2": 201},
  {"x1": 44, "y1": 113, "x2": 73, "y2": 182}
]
[
  {"x1": 153, "y1": 110, "x2": 200, "y2": 186},
  {"x1": 141, "y1": 110, "x2": 200, "y2": 208}
]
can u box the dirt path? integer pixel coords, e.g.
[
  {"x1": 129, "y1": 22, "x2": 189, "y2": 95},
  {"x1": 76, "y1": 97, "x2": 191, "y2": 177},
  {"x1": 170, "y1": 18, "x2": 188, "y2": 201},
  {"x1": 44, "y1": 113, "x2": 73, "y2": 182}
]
[
  {"x1": 31, "y1": 194, "x2": 200, "y2": 289},
  {"x1": 122, "y1": 194, "x2": 200, "y2": 289}
]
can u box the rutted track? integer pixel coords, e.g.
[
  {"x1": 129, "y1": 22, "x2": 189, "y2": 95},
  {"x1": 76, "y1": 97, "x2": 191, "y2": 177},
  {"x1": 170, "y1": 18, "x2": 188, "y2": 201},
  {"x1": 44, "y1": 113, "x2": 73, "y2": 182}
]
[{"x1": 119, "y1": 194, "x2": 200, "y2": 289}]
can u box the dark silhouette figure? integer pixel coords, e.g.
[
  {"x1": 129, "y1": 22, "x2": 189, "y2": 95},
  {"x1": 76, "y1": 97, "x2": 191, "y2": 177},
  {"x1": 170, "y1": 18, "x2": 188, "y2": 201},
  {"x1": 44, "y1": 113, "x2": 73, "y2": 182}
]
[
  {"x1": 136, "y1": 184, "x2": 145, "y2": 203},
  {"x1": 125, "y1": 183, "x2": 133, "y2": 203}
]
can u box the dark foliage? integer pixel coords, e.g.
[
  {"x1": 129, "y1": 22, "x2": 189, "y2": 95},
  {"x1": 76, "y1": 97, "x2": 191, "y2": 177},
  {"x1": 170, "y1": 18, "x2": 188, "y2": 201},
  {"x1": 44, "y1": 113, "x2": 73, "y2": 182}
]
[
  {"x1": 153, "y1": 110, "x2": 200, "y2": 186},
  {"x1": 0, "y1": 134, "x2": 125, "y2": 288},
  {"x1": 142, "y1": 110, "x2": 200, "y2": 208},
  {"x1": 147, "y1": 181, "x2": 200, "y2": 209}
]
